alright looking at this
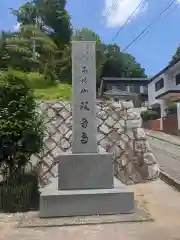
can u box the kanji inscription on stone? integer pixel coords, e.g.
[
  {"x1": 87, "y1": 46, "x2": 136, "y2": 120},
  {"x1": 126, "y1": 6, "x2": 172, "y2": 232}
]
[{"x1": 71, "y1": 41, "x2": 97, "y2": 153}]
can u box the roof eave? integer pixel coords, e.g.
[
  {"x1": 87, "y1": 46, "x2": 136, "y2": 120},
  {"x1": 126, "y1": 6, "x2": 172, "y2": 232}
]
[{"x1": 150, "y1": 57, "x2": 180, "y2": 83}]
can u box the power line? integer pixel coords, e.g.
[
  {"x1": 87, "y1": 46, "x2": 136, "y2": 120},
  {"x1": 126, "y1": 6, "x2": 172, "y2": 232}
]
[
  {"x1": 132, "y1": 2, "x2": 180, "y2": 46},
  {"x1": 104, "y1": 0, "x2": 123, "y2": 26},
  {"x1": 111, "y1": 0, "x2": 146, "y2": 42},
  {"x1": 105, "y1": 0, "x2": 119, "y2": 18},
  {"x1": 122, "y1": 0, "x2": 179, "y2": 52},
  {"x1": 161, "y1": 1, "x2": 180, "y2": 20}
]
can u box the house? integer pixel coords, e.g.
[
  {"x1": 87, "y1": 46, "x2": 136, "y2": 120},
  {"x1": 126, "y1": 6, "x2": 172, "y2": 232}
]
[
  {"x1": 98, "y1": 77, "x2": 149, "y2": 107},
  {"x1": 148, "y1": 57, "x2": 180, "y2": 129}
]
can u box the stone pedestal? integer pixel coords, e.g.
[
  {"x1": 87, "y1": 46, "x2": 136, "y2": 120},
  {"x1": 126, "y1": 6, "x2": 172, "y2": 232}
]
[
  {"x1": 40, "y1": 177, "x2": 134, "y2": 218},
  {"x1": 40, "y1": 152, "x2": 135, "y2": 218},
  {"x1": 58, "y1": 153, "x2": 113, "y2": 190}
]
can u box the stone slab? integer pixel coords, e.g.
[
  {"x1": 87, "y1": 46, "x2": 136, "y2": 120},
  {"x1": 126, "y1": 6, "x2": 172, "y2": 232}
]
[
  {"x1": 71, "y1": 41, "x2": 97, "y2": 154},
  {"x1": 19, "y1": 206, "x2": 152, "y2": 228},
  {"x1": 39, "y1": 178, "x2": 134, "y2": 218},
  {"x1": 57, "y1": 152, "x2": 114, "y2": 190}
]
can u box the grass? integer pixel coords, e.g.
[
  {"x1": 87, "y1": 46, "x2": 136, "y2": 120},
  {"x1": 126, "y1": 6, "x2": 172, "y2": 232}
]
[
  {"x1": 33, "y1": 83, "x2": 72, "y2": 100},
  {"x1": 0, "y1": 71, "x2": 72, "y2": 100}
]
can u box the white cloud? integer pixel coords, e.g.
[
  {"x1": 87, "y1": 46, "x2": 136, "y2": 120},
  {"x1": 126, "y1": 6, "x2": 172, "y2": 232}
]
[
  {"x1": 103, "y1": 0, "x2": 148, "y2": 28},
  {"x1": 13, "y1": 23, "x2": 21, "y2": 31}
]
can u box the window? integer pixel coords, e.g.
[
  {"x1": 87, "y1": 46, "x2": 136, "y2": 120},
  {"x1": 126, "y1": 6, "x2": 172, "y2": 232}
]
[
  {"x1": 116, "y1": 83, "x2": 126, "y2": 91},
  {"x1": 130, "y1": 85, "x2": 135, "y2": 93},
  {"x1": 155, "y1": 78, "x2": 164, "y2": 91},
  {"x1": 176, "y1": 73, "x2": 180, "y2": 85},
  {"x1": 134, "y1": 85, "x2": 140, "y2": 94},
  {"x1": 129, "y1": 84, "x2": 140, "y2": 93},
  {"x1": 112, "y1": 86, "x2": 117, "y2": 90},
  {"x1": 106, "y1": 84, "x2": 113, "y2": 91}
]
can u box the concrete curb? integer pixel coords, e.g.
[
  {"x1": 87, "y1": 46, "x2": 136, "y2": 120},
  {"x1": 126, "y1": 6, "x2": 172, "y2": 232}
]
[
  {"x1": 146, "y1": 133, "x2": 180, "y2": 147},
  {"x1": 160, "y1": 170, "x2": 180, "y2": 192}
]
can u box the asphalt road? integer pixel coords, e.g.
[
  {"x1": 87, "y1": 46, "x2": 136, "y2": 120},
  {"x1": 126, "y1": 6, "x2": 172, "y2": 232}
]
[{"x1": 147, "y1": 136, "x2": 180, "y2": 182}]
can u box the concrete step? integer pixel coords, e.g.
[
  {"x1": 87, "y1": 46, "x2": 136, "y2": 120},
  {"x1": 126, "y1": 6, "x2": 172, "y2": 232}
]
[{"x1": 39, "y1": 178, "x2": 134, "y2": 218}]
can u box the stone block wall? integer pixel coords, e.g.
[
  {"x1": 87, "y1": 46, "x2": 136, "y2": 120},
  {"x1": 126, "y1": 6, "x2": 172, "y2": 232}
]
[{"x1": 34, "y1": 100, "x2": 159, "y2": 186}]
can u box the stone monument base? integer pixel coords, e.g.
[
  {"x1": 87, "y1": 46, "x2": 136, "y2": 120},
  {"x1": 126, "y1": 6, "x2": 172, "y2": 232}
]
[
  {"x1": 57, "y1": 152, "x2": 114, "y2": 190},
  {"x1": 40, "y1": 178, "x2": 134, "y2": 218}
]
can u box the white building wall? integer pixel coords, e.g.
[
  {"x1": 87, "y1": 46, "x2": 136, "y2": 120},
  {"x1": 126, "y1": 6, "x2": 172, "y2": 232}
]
[
  {"x1": 148, "y1": 61, "x2": 180, "y2": 130},
  {"x1": 148, "y1": 73, "x2": 168, "y2": 106},
  {"x1": 148, "y1": 82, "x2": 154, "y2": 106},
  {"x1": 148, "y1": 61, "x2": 180, "y2": 107},
  {"x1": 167, "y1": 69, "x2": 180, "y2": 91}
]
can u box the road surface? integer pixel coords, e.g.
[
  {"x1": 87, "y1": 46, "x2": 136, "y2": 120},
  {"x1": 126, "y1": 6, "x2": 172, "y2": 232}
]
[{"x1": 147, "y1": 135, "x2": 180, "y2": 182}]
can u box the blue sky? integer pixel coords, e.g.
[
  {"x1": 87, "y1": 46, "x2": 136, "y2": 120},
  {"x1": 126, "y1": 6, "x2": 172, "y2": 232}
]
[{"x1": 1, "y1": 0, "x2": 180, "y2": 77}]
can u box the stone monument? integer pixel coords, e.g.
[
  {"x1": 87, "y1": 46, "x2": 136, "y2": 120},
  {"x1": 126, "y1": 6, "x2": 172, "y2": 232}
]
[{"x1": 39, "y1": 41, "x2": 134, "y2": 218}]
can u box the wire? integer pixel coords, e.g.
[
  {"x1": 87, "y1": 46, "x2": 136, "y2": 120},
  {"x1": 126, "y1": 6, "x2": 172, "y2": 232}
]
[
  {"x1": 105, "y1": 0, "x2": 119, "y2": 18},
  {"x1": 111, "y1": 0, "x2": 146, "y2": 42},
  {"x1": 104, "y1": 0, "x2": 123, "y2": 26},
  {"x1": 133, "y1": 2, "x2": 180, "y2": 45},
  {"x1": 161, "y1": 0, "x2": 180, "y2": 20},
  {"x1": 122, "y1": 29, "x2": 148, "y2": 52},
  {"x1": 122, "y1": 0, "x2": 179, "y2": 52}
]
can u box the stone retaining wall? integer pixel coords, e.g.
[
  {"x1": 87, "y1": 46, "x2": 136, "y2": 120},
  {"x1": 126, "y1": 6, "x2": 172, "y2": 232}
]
[{"x1": 34, "y1": 100, "x2": 159, "y2": 186}]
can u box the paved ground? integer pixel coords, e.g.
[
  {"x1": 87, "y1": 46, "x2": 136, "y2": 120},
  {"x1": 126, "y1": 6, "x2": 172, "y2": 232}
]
[
  {"x1": 146, "y1": 130, "x2": 180, "y2": 182},
  {"x1": 145, "y1": 130, "x2": 180, "y2": 146},
  {"x1": 1, "y1": 180, "x2": 180, "y2": 239},
  {"x1": 1, "y1": 130, "x2": 180, "y2": 239}
]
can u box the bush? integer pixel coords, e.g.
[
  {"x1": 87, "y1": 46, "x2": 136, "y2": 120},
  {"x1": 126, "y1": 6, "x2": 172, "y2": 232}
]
[
  {"x1": 27, "y1": 72, "x2": 54, "y2": 89},
  {"x1": 0, "y1": 172, "x2": 39, "y2": 212},
  {"x1": 166, "y1": 102, "x2": 178, "y2": 115},
  {"x1": 0, "y1": 70, "x2": 45, "y2": 178},
  {"x1": 141, "y1": 110, "x2": 159, "y2": 121},
  {"x1": 34, "y1": 83, "x2": 72, "y2": 100},
  {"x1": 0, "y1": 71, "x2": 6, "y2": 86}
]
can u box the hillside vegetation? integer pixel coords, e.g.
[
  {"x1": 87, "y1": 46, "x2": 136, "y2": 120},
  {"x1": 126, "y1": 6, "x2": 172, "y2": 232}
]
[{"x1": 0, "y1": 0, "x2": 147, "y2": 100}]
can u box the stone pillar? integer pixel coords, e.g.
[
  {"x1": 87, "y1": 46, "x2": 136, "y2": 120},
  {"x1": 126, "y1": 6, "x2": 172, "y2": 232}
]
[
  {"x1": 160, "y1": 99, "x2": 167, "y2": 131},
  {"x1": 71, "y1": 41, "x2": 97, "y2": 154},
  {"x1": 39, "y1": 41, "x2": 134, "y2": 218},
  {"x1": 177, "y1": 103, "x2": 180, "y2": 131}
]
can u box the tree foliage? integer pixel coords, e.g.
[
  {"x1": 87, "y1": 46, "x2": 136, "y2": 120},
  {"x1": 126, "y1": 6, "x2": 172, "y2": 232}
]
[
  {"x1": 72, "y1": 28, "x2": 102, "y2": 44},
  {"x1": 1, "y1": 1, "x2": 146, "y2": 86},
  {"x1": 0, "y1": 1, "x2": 148, "y2": 189},
  {"x1": 71, "y1": 28, "x2": 146, "y2": 87},
  {"x1": 101, "y1": 45, "x2": 146, "y2": 78},
  {"x1": 0, "y1": 71, "x2": 45, "y2": 177},
  {"x1": 171, "y1": 45, "x2": 180, "y2": 63},
  {"x1": 12, "y1": 2, "x2": 38, "y2": 26},
  {"x1": 0, "y1": 25, "x2": 58, "y2": 79},
  {"x1": 13, "y1": 0, "x2": 72, "y2": 46}
]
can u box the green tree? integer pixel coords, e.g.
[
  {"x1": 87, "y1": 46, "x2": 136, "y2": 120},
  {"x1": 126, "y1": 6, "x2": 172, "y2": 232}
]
[
  {"x1": 0, "y1": 31, "x2": 11, "y2": 70},
  {"x1": 101, "y1": 45, "x2": 146, "y2": 78},
  {"x1": 101, "y1": 44, "x2": 125, "y2": 77},
  {"x1": 1, "y1": 25, "x2": 57, "y2": 78},
  {"x1": 56, "y1": 45, "x2": 72, "y2": 83},
  {"x1": 122, "y1": 53, "x2": 146, "y2": 77},
  {"x1": 72, "y1": 28, "x2": 101, "y2": 43},
  {"x1": 9, "y1": 1, "x2": 146, "y2": 86},
  {"x1": 13, "y1": 0, "x2": 72, "y2": 46},
  {"x1": 34, "y1": 0, "x2": 72, "y2": 46},
  {"x1": 12, "y1": 0, "x2": 72, "y2": 81},
  {"x1": 171, "y1": 45, "x2": 180, "y2": 63},
  {"x1": 0, "y1": 70, "x2": 45, "y2": 177},
  {"x1": 12, "y1": 2, "x2": 38, "y2": 26}
]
